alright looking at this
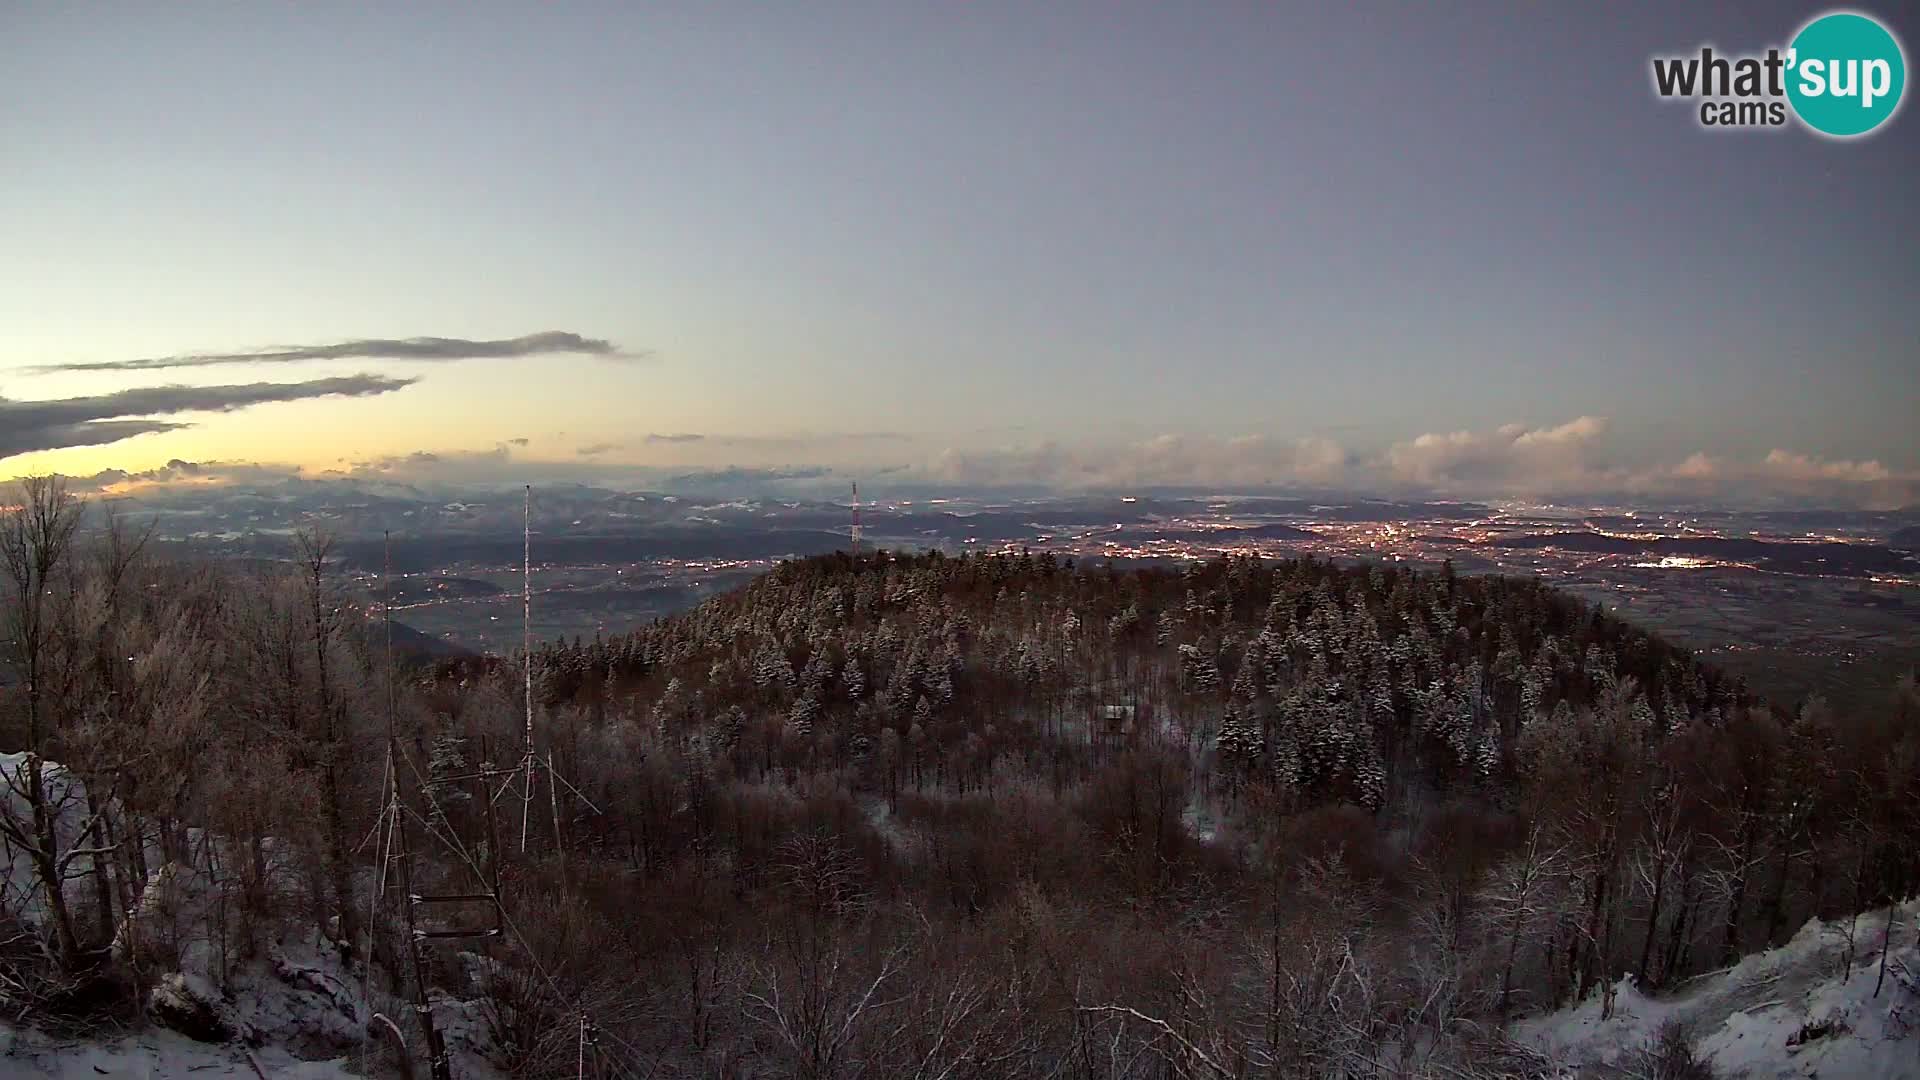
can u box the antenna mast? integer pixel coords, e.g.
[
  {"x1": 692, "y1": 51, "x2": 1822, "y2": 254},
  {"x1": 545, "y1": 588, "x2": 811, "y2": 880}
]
[
  {"x1": 521, "y1": 485, "x2": 535, "y2": 850},
  {"x1": 523, "y1": 485, "x2": 533, "y2": 758},
  {"x1": 851, "y1": 480, "x2": 861, "y2": 556},
  {"x1": 374, "y1": 505, "x2": 605, "y2": 1076},
  {"x1": 515, "y1": 485, "x2": 593, "y2": 865}
]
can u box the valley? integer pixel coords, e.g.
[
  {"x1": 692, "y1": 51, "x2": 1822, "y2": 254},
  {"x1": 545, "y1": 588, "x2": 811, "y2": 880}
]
[{"x1": 155, "y1": 486, "x2": 1912, "y2": 709}]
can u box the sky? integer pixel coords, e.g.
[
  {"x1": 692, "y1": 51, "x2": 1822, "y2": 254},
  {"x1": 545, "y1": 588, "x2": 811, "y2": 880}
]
[{"x1": 3, "y1": 3, "x2": 1917, "y2": 505}]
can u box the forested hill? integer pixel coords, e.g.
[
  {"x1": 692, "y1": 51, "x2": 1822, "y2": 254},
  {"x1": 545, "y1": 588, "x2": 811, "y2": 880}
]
[
  {"x1": 459, "y1": 548, "x2": 1914, "y2": 1069},
  {"x1": 522, "y1": 550, "x2": 1755, "y2": 815}
]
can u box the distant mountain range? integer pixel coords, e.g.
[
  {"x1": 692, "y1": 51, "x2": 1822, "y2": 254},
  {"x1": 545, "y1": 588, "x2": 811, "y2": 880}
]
[{"x1": 1490, "y1": 531, "x2": 1917, "y2": 578}]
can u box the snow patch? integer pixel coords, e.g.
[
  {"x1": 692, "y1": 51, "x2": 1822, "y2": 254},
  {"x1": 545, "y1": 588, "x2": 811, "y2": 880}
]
[
  {"x1": 0, "y1": 1022, "x2": 363, "y2": 1079},
  {"x1": 3, "y1": 753, "x2": 504, "y2": 1078},
  {"x1": 0, "y1": 752, "x2": 102, "y2": 928},
  {"x1": 1519, "y1": 899, "x2": 1920, "y2": 1078}
]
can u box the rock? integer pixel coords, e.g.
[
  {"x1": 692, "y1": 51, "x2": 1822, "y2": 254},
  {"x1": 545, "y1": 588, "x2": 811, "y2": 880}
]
[{"x1": 148, "y1": 973, "x2": 235, "y2": 1044}]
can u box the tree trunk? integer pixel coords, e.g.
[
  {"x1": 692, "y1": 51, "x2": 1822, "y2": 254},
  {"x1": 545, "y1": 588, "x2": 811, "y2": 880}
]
[
  {"x1": 1500, "y1": 910, "x2": 1525, "y2": 1018},
  {"x1": 1764, "y1": 844, "x2": 1797, "y2": 947},
  {"x1": 1875, "y1": 905, "x2": 1898, "y2": 998},
  {"x1": 85, "y1": 789, "x2": 117, "y2": 945},
  {"x1": 247, "y1": 831, "x2": 270, "y2": 931},
  {"x1": 1664, "y1": 850, "x2": 1698, "y2": 979},
  {"x1": 1638, "y1": 856, "x2": 1668, "y2": 985},
  {"x1": 1574, "y1": 869, "x2": 1606, "y2": 1001},
  {"x1": 1723, "y1": 823, "x2": 1754, "y2": 966},
  {"x1": 27, "y1": 757, "x2": 85, "y2": 969},
  {"x1": 105, "y1": 810, "x2": 139, "y2": 936},
  {"x1": 321, "y1": 753, "x2": 358, "y2": 958},
  {"x1": 128, "y1": 815, "x2": 150, "y2": 891}
]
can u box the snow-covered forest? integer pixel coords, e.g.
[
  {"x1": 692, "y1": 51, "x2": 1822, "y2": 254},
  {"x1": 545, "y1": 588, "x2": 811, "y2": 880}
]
[{"x1": 3, "y1": 474, "x2": 1917, "y2": 1078}]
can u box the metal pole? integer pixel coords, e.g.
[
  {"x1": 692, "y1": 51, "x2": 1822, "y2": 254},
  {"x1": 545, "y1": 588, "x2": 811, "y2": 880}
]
[
  {"x1": 523, "y1": 486, "x2": 533, "y2": 755},
  {"x1": 521, "y1": 486, "x2": 535, "y2": 851},
  {"x1": 389, "y1": 532, "x2": 452, "y2": 1080},
  {"x1": 479, "y1": 735, "x2": 502, "y2": 899},
  {"x1": 394, "y1": 759, "x2": 452, "y2": 1080},
  {"x1": 549, "y1": 749, "x2": 566, "y2": 877}
]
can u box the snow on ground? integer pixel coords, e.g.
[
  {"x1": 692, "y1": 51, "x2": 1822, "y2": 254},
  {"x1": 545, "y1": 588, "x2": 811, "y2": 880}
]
[
  {"x1": 862, "y1": 797, "x2": 921, "y2": 860},
  {"x1": 1180, "y1": 795, "x2": 1219, "y2": 845},
  {"x1": 1519, "y1": 899, "x2": 1920, "y2": 1078},
  {"x1": 3, "y1": 872, "x2": 504, "y2": 1079},
  {"x1": 0, "y1": 1023, "x2": 361, "y2": 1079},
  {"x1": 3, "y1": 753, "x2": 501, "y2": 1079},
  {"x1": 98, "y1": 857, "x2": 502, "y2": 1079}
]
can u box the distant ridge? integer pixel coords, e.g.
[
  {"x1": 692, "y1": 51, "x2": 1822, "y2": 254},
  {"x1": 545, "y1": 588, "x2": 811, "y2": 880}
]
[
  {"x1": 387, "y1": 617, "x2": 476, "y2": 662},
  {"x1": 1489, "y1": 531, "x2": 1916, "y2": 577}
]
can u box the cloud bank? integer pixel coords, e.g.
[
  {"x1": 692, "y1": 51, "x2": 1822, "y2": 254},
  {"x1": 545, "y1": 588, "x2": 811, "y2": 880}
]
[
  {"x1": 1383, "y1": 416, "x2": 1616, "y2": 492},
  {"x1": 931, "y1": 434, "x2": 1351, "y2": 490},
  {"x1": 925, "y1": 418, "x2": 1915, "y2": 508},
  {"x1": 1, "y1": 375, "x2": 417, "y2": 460},
  {"x1": 642, "y1": 432, "x2": 908, "y2": 449},
  {"x1": 26, "y1": 331, "x2": 636, "y2": 374},
  {"x1": 22, "y1": 415, "x2": 1916, "y2": 511},
  {"x1": 1626, "y1": 448, "x2": 1909, "y2": 506}
]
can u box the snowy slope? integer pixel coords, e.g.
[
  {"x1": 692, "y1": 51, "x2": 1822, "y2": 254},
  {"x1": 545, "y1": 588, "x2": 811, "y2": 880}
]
[
  {"x1": 2, "y1": 995, "x2": 498, "y2": 1080},
  {"x1": 1, "y1": 751, "x2": 101, "y2": 926},
  {"x1": 3, "y1": 753, "x2": 501, "y2": 1080},
  {"x1": 1520, "y1": 900, "x2": 1920, "y2": 1078},
  {"x1": 0, "y1": 1024, "x2": 359, "y2": 1079}
]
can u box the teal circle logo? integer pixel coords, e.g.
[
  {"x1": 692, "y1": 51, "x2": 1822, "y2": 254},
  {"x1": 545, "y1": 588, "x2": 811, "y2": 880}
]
[{"x1": 1786, "y1": 11, "x2": 1907, "y2": 137}]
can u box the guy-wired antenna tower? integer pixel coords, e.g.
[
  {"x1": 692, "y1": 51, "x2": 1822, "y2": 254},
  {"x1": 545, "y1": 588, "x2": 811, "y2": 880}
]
[{"x1": 371, "y1": 502, "x2": 604, "y2": 1080}]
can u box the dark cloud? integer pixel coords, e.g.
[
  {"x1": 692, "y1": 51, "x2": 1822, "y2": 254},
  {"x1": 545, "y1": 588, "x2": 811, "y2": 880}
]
[
  {"x1": 25, "y1": 331, "x2": 639, "y2": 374},
  {"x1": 0, "y1": 374, "x2": 417, "y2": 460},
  {"x1": 644, "y1": 433, "x2": 706, "y2": 444},
  {"x1": 506, "y1": 437, "x2": 530, "y2": 447},
  {"x1": 6, "y1": 419, "x2": 193, "y2": 456},
  {"x1": 577, "y1": 442, "x2": 622, "y2": 457}
]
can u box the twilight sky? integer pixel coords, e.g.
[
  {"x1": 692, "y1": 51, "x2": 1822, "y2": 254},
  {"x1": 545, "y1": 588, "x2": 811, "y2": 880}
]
[{"x1": 3, "y1": 3, "x2": 1916, "y2": 504}]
